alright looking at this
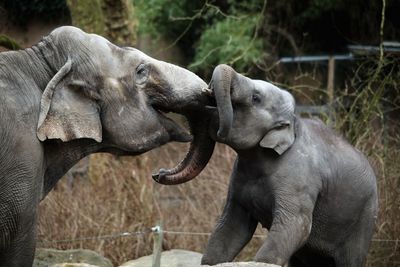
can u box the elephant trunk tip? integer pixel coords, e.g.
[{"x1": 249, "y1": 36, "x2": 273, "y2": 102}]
[
  {"x1": 152, "y1": 168, "x2": 188, "y2": 185},
  {"x1": 217, "y1": 127, "x2": 230, "y2": 140},
  {"x1": 152, "y1": 168, "x2": 193, "y2": 185},
  {"x1": 152, "y1": 168, "x2": 168, "y2": 184}
]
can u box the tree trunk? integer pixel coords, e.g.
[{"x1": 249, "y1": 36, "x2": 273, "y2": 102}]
[
  {"x1": 66, "y1": 0, "x2": 136, "y2": 45},
  {"x1": 102, "y1": 0, "x2": 136, "y2": 45},
  {"x1": 66, "y1": 0, "x2": 106, "y2": 35}
]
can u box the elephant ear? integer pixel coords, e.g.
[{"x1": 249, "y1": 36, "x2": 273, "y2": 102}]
[
  {"x1": 259, "y1": 121, "x2": 295, "y2": 155},
  {"x1": 37, "y1": 58, "x2": 102, "y2": 143}
]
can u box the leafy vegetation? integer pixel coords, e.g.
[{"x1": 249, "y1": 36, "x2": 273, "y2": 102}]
[
  {"x1": 134, "y1": 0, "x2": 399, "y2": 77},
  {"x1": 0, "y1": 34, "x2": 21, "y2": 50},
  {"x1": 190, "y1": 15, "x2": 264, "y2": 74}
]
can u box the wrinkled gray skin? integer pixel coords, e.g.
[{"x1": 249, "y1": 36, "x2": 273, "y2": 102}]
[
  {"x1": 155, "y1": 64, "x2": 378, "y2": 267},
  {"x1": 0, "y1": 26, "x2": 208, "y2": 267}
]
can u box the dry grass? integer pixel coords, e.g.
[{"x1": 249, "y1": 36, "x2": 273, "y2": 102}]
[
  {"x1": 38, "y1": 57, "x2": 399, "y2": 266},
  {"x1": 336, "y1": 57, "x2": 400, "y2": 267},
  {"x1": 367, "y1": 148, "x2": 400, "y2": 267},
  {"x1": 38, "y1": 143, "x2": 265, "y2": 265},
  {"x1": 361, "y1": 120, "x2": 400, "y2": 267}
]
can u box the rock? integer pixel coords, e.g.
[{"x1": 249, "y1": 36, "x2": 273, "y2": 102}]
[
  {"x1": 33, "y1": 248, "x2": 113, "y2": 267},
  {"x1": 201, "y1": 263, "x2": 280, "y2": 267},
  {"x1": 119, "y1": 249, "x2": 281, "y2": 267},
  {"x1": 119, "y1": 249, "x2": 202, "y2": 267},
  {"x1": 52, "y1": 264, "x2": 100, "y2": 267}
]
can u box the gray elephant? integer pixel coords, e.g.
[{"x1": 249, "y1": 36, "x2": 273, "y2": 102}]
[
  {"x1": 154, "y1": 65, "x2": 378, "y2": 267},
  {"x1": 0, "y1": 26, "x2": 209, "y2": 267}
]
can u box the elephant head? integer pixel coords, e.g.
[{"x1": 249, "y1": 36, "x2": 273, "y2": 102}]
[
  {"x1": 153, "y1": 64, "x2": 296, "y2": 184},
  {"x1": 209, "y1": 64, "x2": 296, "y2": 152},
  {"x1": 35, "y1": 26, "x2": 208, "y2": 154}
]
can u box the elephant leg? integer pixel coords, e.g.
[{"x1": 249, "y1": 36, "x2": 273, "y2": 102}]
[
  {"x1": 333, "y1": 240, "x2": 368, "y2": 267},
  {"x1": 0, "y1": 173, "x2": 41, "y2": 266},
  {"x1": 290, "y1": 247, "x2": 335, "y2": 267},
  {"x1": 333, "y1": 220, "x2": 375, "y2": 266},
  {"x1": 0, "y1": 137, "x2": 43, "y2": 266},
  {"x1": 0, "y1": 216, "x2": 37, "y2": 267},
  {"x1": 201, "y1": 200, "x2": 257, "y2": 265},
  {"x1": 254, "y1": 196, "x2": 314, "y2": 266},
  {"x1": 289, "y1": 256, "x2": 308, "y2": 267}
]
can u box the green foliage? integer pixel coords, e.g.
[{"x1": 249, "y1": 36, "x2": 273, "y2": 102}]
[
  {"x1": 134, "y1": 0, "x2": 267, "y2": 75},
  {"x1": 190, "y1": 15, "x2": 264, "y2": 74},
  {"x1": 0, "y1": 34, "x2": 21, "y2": 50},
  {"x1": 134, "y1": 0, "x2": 203, "y2": 36},
  {"x1": 134, "y1": 0, "x2": 399, "y2": 76},
  {"x1": 133, "y1": 0, "x2": 206, "y2": 58}
]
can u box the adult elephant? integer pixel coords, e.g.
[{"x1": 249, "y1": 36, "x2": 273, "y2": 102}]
[
  {"x1": 0, "y1": 26, "x2": 208, "y2": 267},
  {"x1": 154, "y1": 65, "x2": 378, "y2": 267}
]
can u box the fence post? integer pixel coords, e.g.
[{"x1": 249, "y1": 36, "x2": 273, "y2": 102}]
[
  {"x1": 152, "y1": 223, "x2": 163, "y2": 267},
  {"x1": 327, "y1": 56, "x2": 336, "y2": 125}
]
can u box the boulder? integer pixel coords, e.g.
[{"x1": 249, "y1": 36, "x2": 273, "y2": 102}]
[
  {"x1": 119, "y1": 249, "x2": 280, "y2": 267},
  {"x1": 201, "y1": 263, "x2": 280, "y2": 267},
  {"x1": 119, "y1": 249, "x2": 202, "y2": 267},
  {"x1": 52, "y1": 264, "x2": 100, "y2": 267},
  {"x1": 33, "y1": 248, "x2": 113, "y2": 267}
]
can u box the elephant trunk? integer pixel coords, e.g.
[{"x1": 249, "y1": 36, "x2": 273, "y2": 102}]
[
  {"x1": 155, "y1": 61, "x2": 210, "y2": 111},
  {"x1": 211, "y1": 64, "x2": 235, "y2": 139},
  {"x1": 151, "y1": 64, "x2": 236, "y2": 185},
  {"x1": 152, "y1": 115, "x2": 215, "y2": 185}
]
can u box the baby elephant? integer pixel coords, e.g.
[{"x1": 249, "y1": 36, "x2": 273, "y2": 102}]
[
  {"x1": 155, "y1": 64, "x2": 378, "y2": 267},
  {"x1": 202, "y1": 65, "x2": 378, "y2": 267}
]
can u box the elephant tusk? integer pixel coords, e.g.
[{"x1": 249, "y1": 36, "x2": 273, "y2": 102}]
[
  {"x1": 201, "y1": 87, "x2": 213, "y2": 96},
  {"x1": 205, "y1": 105, "x2": 217, "y2": 112}
]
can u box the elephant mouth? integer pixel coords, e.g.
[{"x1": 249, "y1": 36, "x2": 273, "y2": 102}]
[
  {"x1": 152, "y1": 105, "x2": 193, "y2": 143},
  {"x1": 151, "y1": 91, "x2": 217, "y2": 185},
  {"x1": 152, "y1": 88, "x2": 217, "y2": 141}
]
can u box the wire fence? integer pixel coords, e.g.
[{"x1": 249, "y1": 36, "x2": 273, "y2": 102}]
[
  {"x1": 37, "y1": 225, "x2": 399, "y2": 267},
  {"x1": 38, "y1": 225, "x2": 400, "y2": 245}
]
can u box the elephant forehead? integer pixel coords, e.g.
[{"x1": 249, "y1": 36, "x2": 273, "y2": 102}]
[
  {"x1": 253, "y1": 80, "x2": 295, "y2": 111},
  {"x1": 50, "y1": 26, "x2": 85, "y2": 40},
  {"x1": 51, "y1": 26, "x2": 112, "y2": 52},
  {"x1": 116, "y1": 48, "x2": 158, "y2": 70},
  {"x1": 88, "y1": 34, "x2": 113, "y2": 52},
  {"x1": 124, "y1": 47, "x2": 155, "y2": 63},
  {"x1": 253, "y1": 79, "x2": 281, "y2": 95}
]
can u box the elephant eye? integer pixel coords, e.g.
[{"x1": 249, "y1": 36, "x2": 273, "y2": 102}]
[
  {"x1": 137, "y1": 65, "x2": 146, "y2": 75},
  {"x1": 136, "y1": 63, "x2": 149, "y2": 84},
  {"x1": 252, "y1": 93, "x2": 261, "y2": 104}
]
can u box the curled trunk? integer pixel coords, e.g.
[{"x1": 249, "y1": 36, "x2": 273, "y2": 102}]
[
  {"x1": 152, "y1": 64, "x2": 235, "y2": 185},
  {"x1": 152, "y1": 115, "x2": 215, "y2": 185},
  {"x1": 211, "y1": 64, "x2": 235, "y2": 139}
]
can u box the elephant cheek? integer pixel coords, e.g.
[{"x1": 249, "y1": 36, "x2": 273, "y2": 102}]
[
  {"x1": 128, "y1": 111, "x2": 191, "y2": 152},
  {"x1": 100, "y1": 111, "x2": 153, "y2": 153},
  {"x1": 159, "y1": 116, "x2": 192, "y2": 143},
  {"x1": 121, "y1": 126, "x2": 171, "y2": 153}
]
